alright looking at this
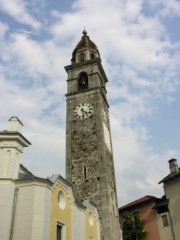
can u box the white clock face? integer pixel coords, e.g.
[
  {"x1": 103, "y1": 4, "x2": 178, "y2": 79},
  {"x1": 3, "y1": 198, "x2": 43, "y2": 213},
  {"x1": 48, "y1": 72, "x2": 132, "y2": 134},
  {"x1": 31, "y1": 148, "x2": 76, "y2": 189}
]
[{"x1": 74, "y1": 103, "x2": 93, "y2": 119}]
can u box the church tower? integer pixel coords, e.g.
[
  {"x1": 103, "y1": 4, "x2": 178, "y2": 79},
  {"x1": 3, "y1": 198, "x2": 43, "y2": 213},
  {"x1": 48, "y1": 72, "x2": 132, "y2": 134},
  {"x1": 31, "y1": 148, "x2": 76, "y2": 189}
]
[
  {"x1": 0, "y1": 117, "x2": 31, "y2": 240},
  {"x1": 65, "y1": 30, "x2": 121, "y2": 240}
]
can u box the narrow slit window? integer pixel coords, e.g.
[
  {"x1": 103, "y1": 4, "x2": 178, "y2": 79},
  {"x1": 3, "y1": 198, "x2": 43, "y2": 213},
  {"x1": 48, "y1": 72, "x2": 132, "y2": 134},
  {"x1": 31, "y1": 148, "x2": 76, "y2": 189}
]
[{"x1": 84, "y1": 166, "x2": 87, "y2": 179}]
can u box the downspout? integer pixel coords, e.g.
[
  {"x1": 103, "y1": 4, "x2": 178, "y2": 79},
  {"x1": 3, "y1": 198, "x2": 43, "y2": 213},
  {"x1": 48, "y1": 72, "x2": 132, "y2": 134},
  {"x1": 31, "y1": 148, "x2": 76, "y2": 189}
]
[
  {"x1": 9, "y1": 187, "x2": 19, "y2": 240},
  {"x1": 168, "y1": 209, "x2": 176, "y2": 240}
]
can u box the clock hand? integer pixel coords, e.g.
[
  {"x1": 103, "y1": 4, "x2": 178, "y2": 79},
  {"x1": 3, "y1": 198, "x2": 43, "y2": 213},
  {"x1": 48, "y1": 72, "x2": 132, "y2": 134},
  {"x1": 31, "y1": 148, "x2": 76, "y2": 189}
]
[
  {"x1": 82, "y1": 107, "x2": 89, "y2": 113},
  {"x1": 84, "y1": 110, "x2": 89, "y2": 116},
  {"x1": 81, "y1": 107, "x2": 89, "y2": 117},
  {"x1": 81, "y1": 107, "x2": 85, "y2": 117}
]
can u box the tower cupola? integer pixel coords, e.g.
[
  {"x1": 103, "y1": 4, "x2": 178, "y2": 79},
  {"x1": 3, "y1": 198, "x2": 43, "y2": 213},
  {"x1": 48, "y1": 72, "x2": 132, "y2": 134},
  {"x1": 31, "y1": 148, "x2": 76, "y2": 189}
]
[
  {"x1": 0, "y1": 117, "x2": 31, "y2": 179},
  {"x1": 71, "y1": 30, "x2": 100, "y2": 64}
]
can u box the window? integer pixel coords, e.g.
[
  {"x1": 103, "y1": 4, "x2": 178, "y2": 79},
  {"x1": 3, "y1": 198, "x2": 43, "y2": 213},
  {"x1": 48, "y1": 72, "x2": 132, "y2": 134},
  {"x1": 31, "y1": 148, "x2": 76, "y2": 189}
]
[
  {"x1": 57, "y1": 223, "x2": 65, "y2": 240},
  {"x1": 57, "y1": 225, "x2": 62, "y2": 240},
  {"x1": 80, "y1": 52, "x2": 85, "y2": 62},
  {"x1": 78, "y1": 72, "x2": 88, "y2": 90},
  {"x1": 58, "y1": 190, "x2": 66, "y2": 209},
  {"x1": 83, "y1": 165, "x2": 88, "y2": 179},
  {"x1": 91, "y1": 53, "x2": 95, "y2": 59},
  {"x1": 161, "y1": 214, "x2": 169, "y2": 227}
]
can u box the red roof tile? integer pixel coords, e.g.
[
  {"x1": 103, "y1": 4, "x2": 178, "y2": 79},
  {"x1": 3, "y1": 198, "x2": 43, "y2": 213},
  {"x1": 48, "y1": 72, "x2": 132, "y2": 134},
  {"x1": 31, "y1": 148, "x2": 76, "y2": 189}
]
[{"x1": 119, "y1": 195, "x2": 158, "y2": 211}]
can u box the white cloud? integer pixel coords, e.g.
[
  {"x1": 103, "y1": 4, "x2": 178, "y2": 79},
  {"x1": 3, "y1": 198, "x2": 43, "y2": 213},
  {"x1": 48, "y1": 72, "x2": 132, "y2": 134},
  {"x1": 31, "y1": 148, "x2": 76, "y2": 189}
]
[
  {"x1": 122, "y1": 0, "x2": 143, "y2": 21},
  {"x1": 0, "y1": 0, "x2": 41, "y2": 29},
  {"x1": 9, "y1": 33, "x2": 51, "y2": 77},
  {"x1": 149, "y1": 0, "x2": 180, "y2": 17},
  {"x1": 0, "y1": 22, "x2": 9, "y2": 38},
  {"x1": 0, "y1": 0, "x2": 180, "y2": 206}
]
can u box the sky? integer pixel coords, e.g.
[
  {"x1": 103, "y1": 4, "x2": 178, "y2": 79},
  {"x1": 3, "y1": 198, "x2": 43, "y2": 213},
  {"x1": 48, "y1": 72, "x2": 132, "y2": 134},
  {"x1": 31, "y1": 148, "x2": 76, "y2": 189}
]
[{"x1": 0, "y1": 0, "x2": 180, "y2": 206}]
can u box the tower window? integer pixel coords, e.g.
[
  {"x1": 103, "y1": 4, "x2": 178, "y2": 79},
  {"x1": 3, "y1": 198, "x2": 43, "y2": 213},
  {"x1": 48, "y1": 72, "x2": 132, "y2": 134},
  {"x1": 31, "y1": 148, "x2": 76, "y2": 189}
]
[
  {"x1": 91, "y1": 53, "x2": 95, "y2": 59},
  {"x1": 80, "y1": 52, "x2": 85, "y2": 62},
  {"x1": 78, "y1": 72, "x2": 88, "y2": 90}
]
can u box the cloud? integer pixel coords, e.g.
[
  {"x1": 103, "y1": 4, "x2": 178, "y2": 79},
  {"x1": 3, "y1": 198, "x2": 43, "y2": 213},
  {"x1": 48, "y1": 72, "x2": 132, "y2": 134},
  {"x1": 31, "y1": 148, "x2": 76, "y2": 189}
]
[
  {"x1": 0, "y1": 22, "x2": 9, "y2": 38},
  {"x1": 149, "y1": 0, "x2": 180, "y2": 18},
  {"x1": 0, "y1": 0, "x2": 41, "y2": 29},
  {"x1": 111, "y1": 109, "x2": 178, "y2": 205},
  {"x1": 0, "y1": 0, "x2": 180, "y2": 206}
]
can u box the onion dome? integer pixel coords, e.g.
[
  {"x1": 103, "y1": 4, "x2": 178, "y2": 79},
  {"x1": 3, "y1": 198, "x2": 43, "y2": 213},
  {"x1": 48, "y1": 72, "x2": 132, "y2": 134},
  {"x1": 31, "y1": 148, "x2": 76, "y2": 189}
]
[{"x1": 71, "y1": 30, "x2": 100, "y2": 64}]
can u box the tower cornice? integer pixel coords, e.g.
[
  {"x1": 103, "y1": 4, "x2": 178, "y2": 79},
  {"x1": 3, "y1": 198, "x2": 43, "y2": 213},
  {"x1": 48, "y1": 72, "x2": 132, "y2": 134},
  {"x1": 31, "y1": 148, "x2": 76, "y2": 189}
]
[
  {"x1": 0, "y1": 131, "x2": 31, "y2": 147},
  {"x1": 65, "y1": 58, "x2": 108, "y2": 83},
  {"x1": 65, "y1": 86, "x2": 109, "y2": 108}
]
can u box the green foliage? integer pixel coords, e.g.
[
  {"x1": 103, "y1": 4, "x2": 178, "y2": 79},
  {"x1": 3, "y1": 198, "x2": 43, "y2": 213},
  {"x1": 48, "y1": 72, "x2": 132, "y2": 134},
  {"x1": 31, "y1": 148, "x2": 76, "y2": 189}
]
[
  {"x1": 134, "y1": 212, "x2": 147, "y2": 240},
  {"x1": 121, "y1": 211, "x2": 147, "y2": 240},
  {"x1": 122, "y1": 211, "x2": 134, "y2": 240}
]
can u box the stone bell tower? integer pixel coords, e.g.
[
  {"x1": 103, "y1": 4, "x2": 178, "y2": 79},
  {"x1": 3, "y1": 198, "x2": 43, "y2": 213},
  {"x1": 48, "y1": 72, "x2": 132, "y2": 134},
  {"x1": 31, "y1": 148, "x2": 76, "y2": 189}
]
[{"x1": 65, "y1": 30, "x2": 121, "y2": 240}]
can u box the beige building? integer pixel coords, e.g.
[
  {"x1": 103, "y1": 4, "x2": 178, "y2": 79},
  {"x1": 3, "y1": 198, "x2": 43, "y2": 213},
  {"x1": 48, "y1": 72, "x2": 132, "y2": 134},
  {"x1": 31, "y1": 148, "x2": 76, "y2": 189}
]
[
  {"x1": 0, "y1": 117, "x2": 100, "y2": 240},
  {"x1": 157, "y1": 159, "x2": 180, "y2": 240},
  {"x1": 154, "y1": 196, "x2": 174, "y2": 240}
]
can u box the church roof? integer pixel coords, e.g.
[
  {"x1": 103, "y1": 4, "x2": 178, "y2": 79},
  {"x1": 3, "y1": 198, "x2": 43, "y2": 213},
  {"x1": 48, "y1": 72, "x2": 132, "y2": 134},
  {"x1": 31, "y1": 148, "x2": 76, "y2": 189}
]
[
  {"x1": 72, "y1": 30, "x2": 100, "y2": 61},
  {"x1": 75, "y1": 33, "x2": 97, "y2": 50},
  {"x1": 18, "y1": 164, "x2": 35, "y2": 180}
]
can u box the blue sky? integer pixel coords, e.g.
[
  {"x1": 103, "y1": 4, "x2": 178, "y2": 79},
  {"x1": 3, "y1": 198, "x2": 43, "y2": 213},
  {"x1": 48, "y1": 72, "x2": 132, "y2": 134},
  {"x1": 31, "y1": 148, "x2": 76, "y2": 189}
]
[{"x1": 0, "y1": 0, "x2": 180, "y2": 206}]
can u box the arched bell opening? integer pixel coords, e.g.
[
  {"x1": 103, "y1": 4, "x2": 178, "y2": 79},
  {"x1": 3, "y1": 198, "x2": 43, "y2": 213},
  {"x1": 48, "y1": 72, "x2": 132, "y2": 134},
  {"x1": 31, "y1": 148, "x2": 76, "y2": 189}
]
[{"x1": 78, "y1": 72, "x2": 88, "y2": 90}]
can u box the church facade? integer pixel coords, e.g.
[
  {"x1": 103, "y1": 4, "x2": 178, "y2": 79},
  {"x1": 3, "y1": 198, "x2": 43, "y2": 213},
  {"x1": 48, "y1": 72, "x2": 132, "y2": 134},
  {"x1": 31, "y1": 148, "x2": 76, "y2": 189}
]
[{"x1": 0, "y1": 117, "x2": 100, "y2": 240}]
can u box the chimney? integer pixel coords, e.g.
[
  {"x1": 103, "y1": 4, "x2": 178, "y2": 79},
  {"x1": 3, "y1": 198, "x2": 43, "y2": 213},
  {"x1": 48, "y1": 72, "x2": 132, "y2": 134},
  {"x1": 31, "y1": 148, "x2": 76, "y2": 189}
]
[
  {"x1": 168, "y1": 159, "x2": 179, "y2": 174},
  {"x1": 8, "y1": 116, "x2": 23, "y2": 133}
]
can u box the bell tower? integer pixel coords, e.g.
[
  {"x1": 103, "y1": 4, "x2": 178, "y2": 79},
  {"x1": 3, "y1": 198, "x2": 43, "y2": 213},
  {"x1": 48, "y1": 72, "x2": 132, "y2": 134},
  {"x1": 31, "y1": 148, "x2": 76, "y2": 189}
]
[{"x1": 65, "y1": 30, "x2": 121, "y2": 240}]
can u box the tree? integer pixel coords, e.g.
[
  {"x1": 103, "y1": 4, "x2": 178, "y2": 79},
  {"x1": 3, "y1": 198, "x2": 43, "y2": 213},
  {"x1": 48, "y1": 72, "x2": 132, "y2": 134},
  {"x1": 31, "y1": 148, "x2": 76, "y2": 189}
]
[
  {"x1": 122, "y1": 211, "x2": 135, "y2": 240},
  {"x1": 134, "y1": 212, "x2": 147, "y2": 240},
  {"x1": 121, "y1": 211, "x2": 147, "y2": 240}
]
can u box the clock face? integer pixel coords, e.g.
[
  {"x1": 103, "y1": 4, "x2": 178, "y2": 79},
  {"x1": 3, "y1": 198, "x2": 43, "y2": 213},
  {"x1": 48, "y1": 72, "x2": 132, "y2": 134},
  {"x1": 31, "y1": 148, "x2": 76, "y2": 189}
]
[{"x1": 74, "y1": 103, "x2": 93, "y2": 119}]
